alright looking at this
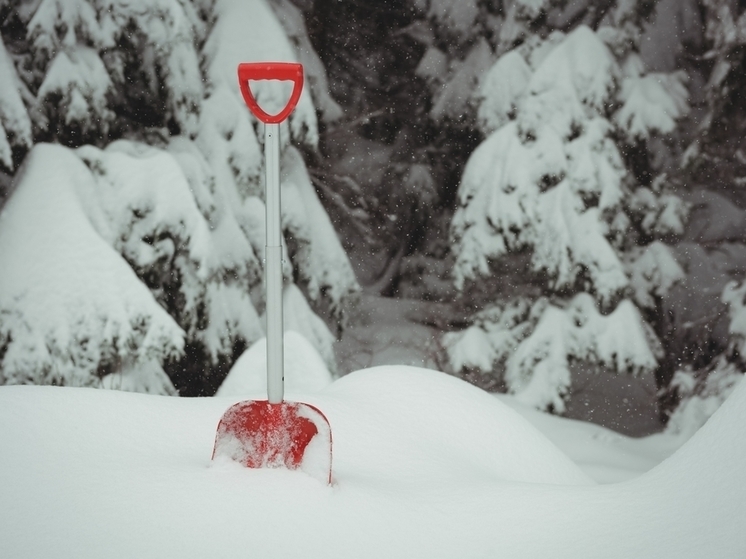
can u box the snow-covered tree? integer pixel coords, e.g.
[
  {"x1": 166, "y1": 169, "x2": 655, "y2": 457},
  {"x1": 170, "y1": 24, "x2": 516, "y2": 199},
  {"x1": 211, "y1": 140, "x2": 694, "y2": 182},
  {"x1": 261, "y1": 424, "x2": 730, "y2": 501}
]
[
  {"x1": 0, "y1": 0, "x2": 358, "y2": 395},
  {"x1": 412, "y1": 0, "x2": 582, "y2": 129},
  {"x1": 645, "y1": 0, "x2": 746, "y2": 429},
  {"x1": 445, "y1": 15, "x2": 690, "y2": 412},
  {"x1": 663, "y1": 278, "x2": 746, "y2": 436},
  {"x1": 0, "y1": 33, "x2": 32, "y2": 170},
  {"x1": 23, "y1": 0, "x2": 205, "y2": 143},
  {"x1": 683, "y1": 0, "x2": 746, "y2": 181},
  {"x1": 269, "y1": 0, "x2": 343, "y2": 124}
]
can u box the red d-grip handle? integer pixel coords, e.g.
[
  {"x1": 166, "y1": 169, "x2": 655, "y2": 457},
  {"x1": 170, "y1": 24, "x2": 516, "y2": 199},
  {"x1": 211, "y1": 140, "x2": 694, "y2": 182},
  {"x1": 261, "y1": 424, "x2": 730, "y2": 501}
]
[{"x1": 238, "y1": 62, "x2": 304, "y2": 124}]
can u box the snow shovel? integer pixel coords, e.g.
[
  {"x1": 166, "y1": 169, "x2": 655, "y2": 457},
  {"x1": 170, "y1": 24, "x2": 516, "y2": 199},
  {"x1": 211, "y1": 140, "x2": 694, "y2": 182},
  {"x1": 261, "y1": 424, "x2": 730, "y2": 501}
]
[{"x1": 212, "y1": 62, "x2": 332, "y2": 484}]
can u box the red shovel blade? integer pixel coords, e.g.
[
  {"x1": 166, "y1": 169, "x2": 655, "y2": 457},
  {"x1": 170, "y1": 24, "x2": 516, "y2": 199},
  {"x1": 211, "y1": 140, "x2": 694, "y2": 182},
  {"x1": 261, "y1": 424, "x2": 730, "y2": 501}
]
[{"x1": 212, "y1": 400, "x2": 332, "y2": 484}]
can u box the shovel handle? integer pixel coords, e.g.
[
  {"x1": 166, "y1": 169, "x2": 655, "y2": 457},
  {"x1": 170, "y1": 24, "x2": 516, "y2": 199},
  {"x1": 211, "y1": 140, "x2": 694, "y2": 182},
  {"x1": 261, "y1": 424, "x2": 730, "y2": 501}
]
[{"x1": 237, "y1": 62, "x2": 304, "y2": 124}]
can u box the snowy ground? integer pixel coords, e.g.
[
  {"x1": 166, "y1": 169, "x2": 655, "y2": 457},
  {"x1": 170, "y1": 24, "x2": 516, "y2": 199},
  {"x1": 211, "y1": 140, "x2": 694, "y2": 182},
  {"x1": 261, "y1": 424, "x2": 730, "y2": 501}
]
[
  {"x1": 336, "y1": 293, "x2": 663, "y2": 436},
  {"x1": 1, "y1": 366, "x2": 743, "y2": 559}
]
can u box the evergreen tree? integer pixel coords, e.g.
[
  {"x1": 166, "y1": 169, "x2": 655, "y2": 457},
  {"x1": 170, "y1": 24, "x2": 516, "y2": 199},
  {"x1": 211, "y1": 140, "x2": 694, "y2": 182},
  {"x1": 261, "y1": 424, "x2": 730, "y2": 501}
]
[
  {"x1": 0, "y1": 0, "x2": 358, "y2": 395},
  {"x1": 659, "y1": 0, "x2": 746, "y2": 432},
  {"x1": 444, "y1": 2, "x2": 690, "y2": 412},
  {"x1": 663, "y1": 276, "x2": 746, "y2": 436},
  {"x1": 685, "y1": 0, "x2": 746, "y2": 200}
]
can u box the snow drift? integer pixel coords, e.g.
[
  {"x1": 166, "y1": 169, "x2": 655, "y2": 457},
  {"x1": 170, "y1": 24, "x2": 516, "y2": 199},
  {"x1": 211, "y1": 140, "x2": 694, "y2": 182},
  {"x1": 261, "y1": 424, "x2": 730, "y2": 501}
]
[{"x1": 0, "y1": 365, "x2": 743, "y2": 559}]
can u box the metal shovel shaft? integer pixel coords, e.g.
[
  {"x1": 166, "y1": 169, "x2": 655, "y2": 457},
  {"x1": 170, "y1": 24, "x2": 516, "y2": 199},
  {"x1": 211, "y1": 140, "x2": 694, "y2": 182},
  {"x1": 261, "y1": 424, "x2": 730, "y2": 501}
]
[{"x1": 265, "y1": 122, "x2": 283, "y2": 404}]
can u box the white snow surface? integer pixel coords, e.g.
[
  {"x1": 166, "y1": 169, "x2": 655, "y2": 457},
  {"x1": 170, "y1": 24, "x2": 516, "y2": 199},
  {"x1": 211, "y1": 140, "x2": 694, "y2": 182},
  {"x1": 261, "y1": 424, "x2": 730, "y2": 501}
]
[
  {"x1": 216, "y1": 330, "x2": 332, "y2": 396},
  {"x1": 0, "y1": 365, "x2": 743, "y2": 558}
]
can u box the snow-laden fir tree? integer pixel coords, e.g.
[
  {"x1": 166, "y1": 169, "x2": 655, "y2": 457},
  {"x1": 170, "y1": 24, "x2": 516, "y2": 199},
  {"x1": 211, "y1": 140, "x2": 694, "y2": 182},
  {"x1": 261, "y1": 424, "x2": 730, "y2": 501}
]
[
  {"x1": 683, "y1": 0, "x2": 746, "y2": 182},
  {"x1": 657, "y1": 0, "x2": 746, "y2": 434},
  {"x1": 0, "y1": 0, "x2": 358, "y2": 395},
  {"x1": 412, "y1": 0, "x2": 579, "y2": 128},
  {"x1": 0, "y1": 31, "x2": 32, "y2": 171},
  {"x1": 445, "y1": 7, "x2": 690, "y2": 412},
  {"x1": 664, "y1": 278, "x2": 746, "y2": 436}
]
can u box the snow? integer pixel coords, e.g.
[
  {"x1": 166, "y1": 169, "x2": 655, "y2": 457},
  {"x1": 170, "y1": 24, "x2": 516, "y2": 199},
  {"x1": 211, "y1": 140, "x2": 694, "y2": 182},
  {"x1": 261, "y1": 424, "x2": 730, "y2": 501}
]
[
  {"x1": 451, "y1": 121, "x2": 539, "y2": 289},
  {"x1": 535, "y1": 184, "x2": 628, "y2": 303},
  {"x1": 281, "y1": 147, "x2": 358, "y2": 320},
  {"x1": 0, "y1": 144, "x2": 184, "y2": 387},
  {"x1": 498, "y1": 395, "x2": 683, "y2": 483},
  {"x1": 203, "y1": 0, "x2": 318, "y2": 148},
  {"x1": 430, "y1": 38, "x2": 494, "y2": 124},
  {"x1": 0, "y1": 138, "x2": 273, "y2": 390},
  {"x1": 446, "y1": 295, "x2": 660, "y2": 412},
  {"x1": 0, "y1": 36, "x2": 32, "y2": 170},
  {"x1": 615, "y1": 72, "x2": 690, "y2": 140},
  {"x1": 426, "y1": 0, "x2": 479, "y2": 36},
  {"x1": 2, "y1": 0, "x2": 355, "y2": 396},
  {"x1": 199, "y1": 0, "x2": 323, "y2": 196},
  {"x1": 452, "y1": 121, "x2": 628, "y2": 302},
  {"x1": 280, "y1": 284, "x2": 338, "y2": 372},
  {"x1": 444, "y1": 300, "x2": 531, "y2": 373},
  {"x1": 75, "y1": 141, "x2": 212, "y2": 265},
  {"x1": 476, "y1": 50, "x2": 531, "y2": 135},
  {"x1": 666, "y1": 359, "x2": 743, "y2": 438},
  {"x1": 724, "y1": 280, "x2": 746, "y2": 353},
  {"x1": 270, "y1": 0, "x2": 343, "y2": 123},
  {"x1": 28, "y1": 0, "x2": 105, "y2": 54},
  {"x1": 99, "y1": 357, "x2": 177, "y2": 396},
  {"x1": 216, "y1": 330, "x2": 332, "y2": 396},
  {"x1": 443, "y1": 324, "x2": 498, "y2": 372},
  {"x1": 450, "y1": 23, "x2": 692, "y2": 412},
  {"x1": 194, "y1": 0, "x2": 358, "y2": 346},
  {"x1": 38, "y1": 46, "x2": 114, "y2": 134},
  {"x1": 76, "y1": 139, "x2": 266, "y2": 363},
  {"x1": 1, "y1": 365, "x2": 744, "y2": 558},
  {"x1": 195, "y1": 84, "x2": 264, "y2": 199},
  {"x1": 414, "y1": 46, "x2": 448, "y2": 82},
  {"x1": 506, "y1": 296, "x2": 658, "y2": 411},
  {"x1": 522, "y1": 26, "x2": 618, "y2": 139},
  {"x1": 194, "y1": 283, "x2": 264, "y2": 362},
  {"x1": 628, "y1": 183, "x2": 690, "y2": 238},
  {"x1": 627, "y1": 241, "x2": 686, "y2": 308},
  {"x1": 452, "y1": 29, "x2": 637, "y2": 298},
  {"x1": 30, "y1": 0, "x2": 204, "y2": 137},
  {"x1": 160, "y1": 39, "x2": 204, "y2": 137}
]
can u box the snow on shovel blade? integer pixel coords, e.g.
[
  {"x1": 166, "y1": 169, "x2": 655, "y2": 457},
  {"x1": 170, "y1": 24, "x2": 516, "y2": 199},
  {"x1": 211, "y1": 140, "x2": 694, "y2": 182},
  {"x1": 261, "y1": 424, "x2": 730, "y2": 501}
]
[{"x1": 212, "y1": 400, "x2": 332, "y2": 484}]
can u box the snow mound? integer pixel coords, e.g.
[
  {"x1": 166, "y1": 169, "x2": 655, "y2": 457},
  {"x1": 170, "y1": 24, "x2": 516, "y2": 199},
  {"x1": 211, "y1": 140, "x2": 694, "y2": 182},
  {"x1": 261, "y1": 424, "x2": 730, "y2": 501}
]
[
  {"x1": 216, "y1": 330, "x2": 333, "y2": 396},
  {"x1": 0, "y1": 366, "x2": 743, "y2": 558},
  {"x1": 323, "y1": 366, "x2": 593, "y2": 486}
]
